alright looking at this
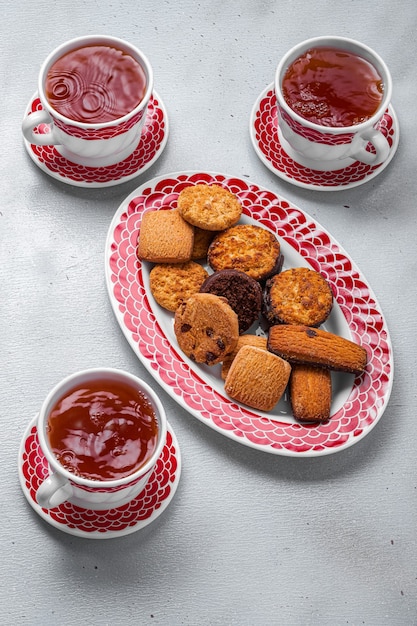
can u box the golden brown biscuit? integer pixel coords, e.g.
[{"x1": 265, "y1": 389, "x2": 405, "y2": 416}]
[
  {"x1": 267, "y1": 324, "x2": 367, "y2": 374},
  {"x1": 191, "y1": 227, "x2": 218, "y2": 259},
  {"x1": 177, "y1": 184, "x2": 242, "y2": 231},
  {"x1": 224, "y1": 345, "x2": 291, "y2": 412},
  {"x1": 137, "y1": 209, "x2": 194, "y2": 263},
  {"x1": 174, "y1": 293, "x2": 239, "y2": 365},
  {"x1": 264, "y1": 267, "x2": 333, "y2": 327},
  {"x1": 207, "y1": 224, "x2": 281, "y2": 282},
  {"x1": 221, "y1": 334, "x2": 268, "y2": 380},
  {"x1": 149, "y1": 262, "x2": 209, "y2": 312},
  {"x1": 290, "y1": 364, "x2": 332, "y2": 422}
]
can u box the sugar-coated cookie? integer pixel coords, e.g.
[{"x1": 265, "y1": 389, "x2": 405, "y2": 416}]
[
  {"x1": 150, "y1": 262, "x2": 209, "y2": 312},
  {"x1": 224, "y1": 345, "x2": 291, "y2": 412},
  {"x1": 177, "y1": 184, "x2": 242, "y2": 231},
  {"x1": 263, "y1": 267, "x2": 333, "y2": 327},
  {"x1": 207, "y1": 224, "x2": 281, "y2": 282},
  {"x1": 137, "y1": 209, "x2": 194, "y2": 263},
  {"x1": 174, "y1": 293, "x2": 239, "y2": 365}
]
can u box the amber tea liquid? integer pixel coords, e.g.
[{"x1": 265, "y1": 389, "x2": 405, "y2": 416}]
[
  {"x1": 45, "y1": 44, "x2": 147, "y2": 124},
  {"x1": 282, "y1": 46, "x2": 384, "y2": 127},
  {"x1": 46, "y1": 378, "x2": 158, "y2": 481}
]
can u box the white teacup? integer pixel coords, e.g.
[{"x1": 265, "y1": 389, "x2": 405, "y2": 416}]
[
  {"x1": 36, "y1": 368, "x2": 167, "y2": 510},
  {"x1": 275, "y1": 36, "x2": 393, "y2": 171},
  {"x1": 22, "y1": 35, "x2": 153, "y2": 167}
]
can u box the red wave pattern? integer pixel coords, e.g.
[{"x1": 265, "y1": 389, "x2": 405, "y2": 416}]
[
  {"x1": 254, "y1": 89, "x2": 395, "y2": 188},
  {"x1": 21, "y1": 426, "x2": 178, "y2": 535},
  {"x1": 107, "y1": 172, "x2": 393, "y2": 455}
]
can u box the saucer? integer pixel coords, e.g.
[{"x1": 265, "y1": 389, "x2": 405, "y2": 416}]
[
  {"x1": 22, "y1": 91, "x2": 169, "y2": 188},
  {"x1": 18, "y1": 415, "x2": 181, "y2": 539},
  {"x1": 250, "y1": 84, "x2": 399, "y2": 191}
]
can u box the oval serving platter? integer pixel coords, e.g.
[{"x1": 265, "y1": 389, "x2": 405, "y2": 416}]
[{"x1": 105, "y1": 171, "x2": 393, "y2": 457}]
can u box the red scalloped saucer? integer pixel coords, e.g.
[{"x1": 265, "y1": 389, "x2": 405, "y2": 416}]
[
  {"x1": 250, "y1": 84, "x2": 399, "y2": 190},
  {"x1": 18, "y1": 416, "x2": 181, "y2": 539},
  {"x1": 22, "y1": 91, "x2": 168, "y2": 188}
]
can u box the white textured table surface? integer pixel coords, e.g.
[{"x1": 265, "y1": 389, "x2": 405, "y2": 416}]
[{"x1": 2, "y1": 1, "x2": 417, "y2": 624}]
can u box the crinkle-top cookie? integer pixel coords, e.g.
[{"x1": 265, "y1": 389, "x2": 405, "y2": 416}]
[
  {"x1": 150, "y1": 261, "x2": 209, "y2": 312},
  {"x1": 177, "y1": 184, "x2": 242, "y2": 231},
  {"x1": 207, "y1": 224, "x2": 281, "y2": 282},
  {"x1": 263, "y1": 267, "x2": 333, "y2": 327}
]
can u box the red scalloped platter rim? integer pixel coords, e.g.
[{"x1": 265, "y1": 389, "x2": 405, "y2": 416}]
[{"x1": 104, "y1": 171, "x2": 394, "y2": 457}]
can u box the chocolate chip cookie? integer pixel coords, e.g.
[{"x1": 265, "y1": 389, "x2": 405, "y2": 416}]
[{"x1": 174, "y1": 293, "x2": 239, "y2": 365}]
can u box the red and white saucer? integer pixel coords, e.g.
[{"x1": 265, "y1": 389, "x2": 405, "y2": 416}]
[
  {"x1": 250, "y1": 84, "x2": 399, "y2": 191},
  {"x1": 18, "y1": 415, "x2": 181, "y2": 539},
  {"x1": 22, "y1": 91, "x2": 169, "y2": 188}
]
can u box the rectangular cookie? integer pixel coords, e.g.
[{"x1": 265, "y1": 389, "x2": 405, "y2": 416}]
[
  {"x1": 267, "y1": 324, "x2": 367, "y2": 375},
  {"x1": 290, "y1": 364, "x2": 332, "y2": 422}
]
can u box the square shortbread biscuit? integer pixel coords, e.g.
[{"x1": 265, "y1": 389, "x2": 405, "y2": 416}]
[{"x1": 137, "y1": 209, "x2": 194, "y2": 263}]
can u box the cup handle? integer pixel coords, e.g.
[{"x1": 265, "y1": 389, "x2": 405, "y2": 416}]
[
  {"x1": 36, "y1": 472, "x2": 74, "y2": 509},
  {"x1": 22, "y1": 109, "x2": 59, "y2": 146},
  {"x1": 351, "y1": 127, "x2": 390, "y2": 166}
]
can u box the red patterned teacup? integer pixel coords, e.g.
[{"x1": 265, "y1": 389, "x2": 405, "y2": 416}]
[
  {"x1": 35, "y1": 368, "x2": 167, "y2": 510},
  {"x1": 22, "y1": 35, "x2": 153, "y2": 167},
  {"x1": 275, "y1": 36, "x2": 392, "y2": 171}
]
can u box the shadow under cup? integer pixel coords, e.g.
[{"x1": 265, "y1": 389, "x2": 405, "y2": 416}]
[
  {"x1": 22, "y1": 35, "x2": 154, "y2": 167},
  {"x1": 36, "y1": 369, "x2": 167, "y2": 511},
  {"x1": 274, "y1": 36, "x2": 393, "y2": 171}
]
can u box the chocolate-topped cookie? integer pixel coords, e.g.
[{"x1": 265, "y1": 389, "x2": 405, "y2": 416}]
[{"x1": 199, "y1": 269, "x2": 262, "y2": 333}]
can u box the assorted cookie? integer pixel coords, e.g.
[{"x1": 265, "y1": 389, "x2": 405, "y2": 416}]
[
  {"x1": 207, "y1": 224, "x2": 281, "y2": 282},
  {"x1": 136, "y1": 182, "x2": 367, "y2": 421},
  {"x1": 199, "y1": 269, "x2": 262, "y2": 333},
  {"x1": 137, "y1": 209, "x2": 194, "y2": 263},
  {"x1": 289, "y1": 364, "x2": 332, "y2": 423},
  {"x1": 263, "y1": 267, "x2": 333, "y2": 327},
  {"x1": 174, "y1": 293, "x2": 239, "y2": 366},
  {"x1": 224, "y1": 345, "x2": 291, "y2": 412},
  {"x1": 149, "y1": 261, "x2": 209, "y2": 312},
  {"x1": 191, "y1": 227, "x2": 218, "y2": 260},
  {"x1": 177, "y1": 183, "x2": 242, "y2": 231},
  {"x1": 267, "y1": 324, "x2": 367, "y2": 375}
]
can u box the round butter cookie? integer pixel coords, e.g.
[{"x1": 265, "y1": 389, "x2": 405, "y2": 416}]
[
  {"x1": 199, "y1": 269, "x2": 262, "y2": 333},
  {"x1": 150, "y1": 261, "x2": 209, "y2": 312},
  {"x1": 174, "y1": 293, "x2": 239, "y2": 365},
  {"x1": 207, "y1": 224, "x2": 281, "y2": 282},
  {"x1": 177, "y1": 184, "x2": 242, "y2": 231},
  {"x1": 263, "y1": 267, "x2": 333, "y2": 327}
]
